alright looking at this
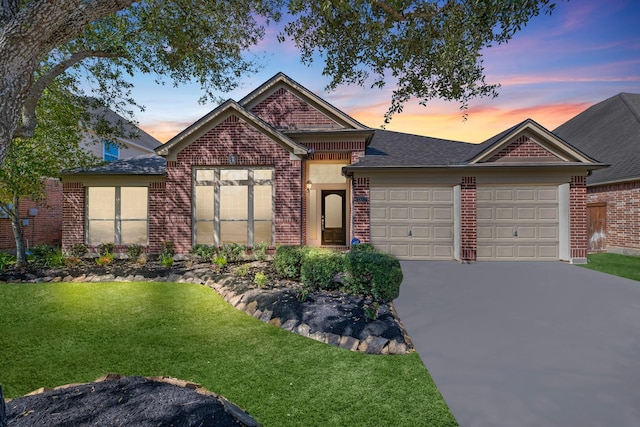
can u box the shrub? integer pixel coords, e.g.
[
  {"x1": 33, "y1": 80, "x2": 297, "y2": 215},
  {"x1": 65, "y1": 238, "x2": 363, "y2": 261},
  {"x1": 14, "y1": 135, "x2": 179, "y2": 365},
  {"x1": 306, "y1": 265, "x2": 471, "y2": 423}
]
[
  {"x1": 212, "y1": 255, "x2": 227, "y2": 270},
  {"x1": 159, "y1": 253, "x2": 174, "y2": 267},
  {"x1": 64, "y1": 256, "x2": 81, "y2": 266},
  {"x1": 300, "y1": 248, "x2": 345, "y2": 290},
  {"x1": 350, "y1": 243, "x2": 378, "y2": 253},
  {"x1": 69, "y1": 243, "x2": 88, "y2": 258},
  {"x1": 96, "y1": 252, "x2": 114, "y2": 266},
  {"x1": 363, "y1": 301, "x2": 380, "y2": 321},
  {"x1": 220, "y1": 243, "x2": 244, "y2": 263},
  {"x1": 235, "y1": 263, "x2": 251, "y2": 277},
  {"x1": 253, "y1": 271, "x2": 268, "y2": 288},
  {"x1": 45, "y1": 247, "x2": 65, "y2": 268},
  {"x1": 274, "y1": 245, "x2": 310, "y2": 280},
  {"x1": 160, "y1": 241, "x2": 175, "y2": 257},
  {"x1": 0, "y1": 252, "x2": 16, "y2": 272},
  {"x1": 30, "y1": 244, "x2": 53, "y2": 265},
  {"x1": 253, "y1": 241, "x2": 268, "y2": 261},
  {"x1": 98, "y1": 243, "x2": 115, "y2": 257},
  {"x1": 127, "y1": 244, "x2": 144, "y2": 261},
  {"x1": 190, "y1": 244, "x2": 218, "y2": 262},
  {"x1": 345, "y1": 251, "x2": 403, "y2": 301}
]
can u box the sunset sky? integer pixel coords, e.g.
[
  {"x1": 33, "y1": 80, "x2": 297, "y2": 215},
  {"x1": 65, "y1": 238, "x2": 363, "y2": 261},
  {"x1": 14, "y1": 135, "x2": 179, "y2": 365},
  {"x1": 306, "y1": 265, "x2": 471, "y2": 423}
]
[{"x1": 125, "y1": 0, "x2": 640, "y2": 144}]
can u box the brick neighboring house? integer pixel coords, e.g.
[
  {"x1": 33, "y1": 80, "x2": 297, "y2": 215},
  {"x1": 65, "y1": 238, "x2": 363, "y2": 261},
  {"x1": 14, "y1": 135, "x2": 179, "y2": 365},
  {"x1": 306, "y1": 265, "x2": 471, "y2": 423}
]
[
  {"x1": 0, "y1": 108, "x2": 160, "y2": 251},
  {"x1": 61, "y1": 73, "x2": 605, "y2": 263},
  {"x1": 554, "y1": 93, "x2": 640, "y2": 255}
]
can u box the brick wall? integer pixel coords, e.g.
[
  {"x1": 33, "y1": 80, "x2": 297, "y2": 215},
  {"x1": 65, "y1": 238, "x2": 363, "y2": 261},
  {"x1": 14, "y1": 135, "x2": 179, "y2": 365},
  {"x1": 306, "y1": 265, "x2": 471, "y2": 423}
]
[
  {"x1": 570, "y1": 175, "x2": 588, "y2": 259},
  {"x1": 0, "y1": 179, "x2": 63, "y2": 251},
  {"x1": 489, "y1": 136, "x2": 557, "y2": 161},
  {"x1": 250, "y1": 88, "x2": 342, "y2": 130},
  {"x1": 587, "y1": 180, "x2": 640, "y2": 253},
  {"x1": 164, "y1": 114, "x2": 303, "y2": 253},
  {"x1": 460, "y1": 177, "x2": 477, "y2": 262},
  {"x1": 148, "y1": 182, "x2": 167, "y2": 254},
  {"x1": 352, "y1": 177, "x2": 370, "y2": 243},
  {"x1": 62, "y1": 181, "x2": 85, "y2": 252}
]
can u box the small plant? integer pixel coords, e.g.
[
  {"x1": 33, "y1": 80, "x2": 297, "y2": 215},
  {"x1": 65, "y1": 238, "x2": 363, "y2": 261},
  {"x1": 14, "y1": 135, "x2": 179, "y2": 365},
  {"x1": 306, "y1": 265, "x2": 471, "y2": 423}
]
[
  {"x1": 253, "y1": 241, "x2": 268, "y2": 261},
  {"x1": 0, "y1": 252, "x2": 16, "y2": 272},
  {"x1": 63, "y1": 256, "x2": 81, "y2": 266},
  {"x1": 295, "y1": 287, "x2": 310, "y2": 302},
  {"x1": 190, "y1": 244, "x2": 218, "y2": 262},
  {"x1": 69, "y1": 243, "x2": 88, "y2": 258},
  {"x1": 127, "y1": 244, "x2": 144, "y2": 261},
  {"x1": 98, "y1": 242, "x2": 115, "y2": 257},
  {"x1": 160, "y1": 241, "x2": 175, "y2": 257},
  {"x1": 212, "y1": 255, "x2": 227, "y2": 270},
  {"x1": 45, "y1": 247, "x2": 65, "y2": 268},
  {"x1": 136, "y1": 253, "x2": 148, "y2": 265},
  {"x1": 96, "y1": 252, "x2": 114, "y2": 266},
  {"x1": 220, "y1": 243, "x2": 244, "y2": 263},
  {"x1": 253, "y1": 271, "x2": 268, "y2": 288},
  {"x1": 30, "y1": 244, "x2": 53, "y2": 265},
  {"x1": 159, "y1": 253, "x2": 174, "y2": 267},
  {"x1": 235, "y1": 263, "x2": 251, "y2": 277},
  {"x1": 363, "y1": 301, "x2": 380, "y2": 321}
]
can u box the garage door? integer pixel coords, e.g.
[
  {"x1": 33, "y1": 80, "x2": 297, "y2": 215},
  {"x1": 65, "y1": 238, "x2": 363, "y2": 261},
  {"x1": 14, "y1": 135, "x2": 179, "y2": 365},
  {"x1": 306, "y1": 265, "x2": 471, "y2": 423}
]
[
  {"x1": 370, "y1": 186, "x2": 454, "y2": 260},
  {"x1": 477, "y1": 186, "x2": 559, "y2": 260}
]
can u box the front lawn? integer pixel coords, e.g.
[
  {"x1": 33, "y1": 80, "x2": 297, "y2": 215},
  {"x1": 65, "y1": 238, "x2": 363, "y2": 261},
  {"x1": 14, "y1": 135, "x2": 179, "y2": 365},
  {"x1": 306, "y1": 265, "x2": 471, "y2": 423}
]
[
  {"x1": 0, "y1": 281, "x2": 457, "y2": 426},
  {"x1": 580, "y1": 253, "x2": 640, "y2": 282}
]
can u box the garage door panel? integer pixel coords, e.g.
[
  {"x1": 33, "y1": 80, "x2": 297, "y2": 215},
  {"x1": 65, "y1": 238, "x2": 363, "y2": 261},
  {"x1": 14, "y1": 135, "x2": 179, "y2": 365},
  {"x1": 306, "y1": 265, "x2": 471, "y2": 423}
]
[
  {"x1": 477, "y1": 185, "x2": 559, "y2": 261},
  {"x1": 371, "y1": 186, "x2": 453, "y2": 260}
]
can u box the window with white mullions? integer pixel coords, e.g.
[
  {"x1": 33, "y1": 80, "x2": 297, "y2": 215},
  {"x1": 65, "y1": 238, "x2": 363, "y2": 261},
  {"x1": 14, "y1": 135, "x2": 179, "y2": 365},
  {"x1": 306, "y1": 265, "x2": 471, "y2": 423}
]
[{"x1": 194, "y1": 168, "x2": 274, "y2": 246}]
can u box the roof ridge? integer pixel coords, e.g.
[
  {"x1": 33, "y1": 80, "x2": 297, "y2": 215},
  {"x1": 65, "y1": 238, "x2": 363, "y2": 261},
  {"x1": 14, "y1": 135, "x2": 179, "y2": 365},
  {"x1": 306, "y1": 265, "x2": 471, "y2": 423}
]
[{"x1": 619, "y1": 93, "x2": 640, "y2": 128}]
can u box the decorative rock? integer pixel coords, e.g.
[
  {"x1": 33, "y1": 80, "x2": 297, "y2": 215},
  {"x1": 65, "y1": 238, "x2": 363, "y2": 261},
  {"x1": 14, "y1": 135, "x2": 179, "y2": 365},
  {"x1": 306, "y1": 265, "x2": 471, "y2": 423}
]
[
  {"x1": 325, "y1": 332, "x2": 341, "y2": 347},
  {"x1": 244, "y1": 301, "x2": 258, "y2": 316},
  {"x1": 295, "y1": 323, "x2": 310, "y2": 337},
  {"x1": 101, "y1": 274, "x2": 115, "y2": 282},
  {"x1": 309, "y1": 331, "x2": 325, "y2": 342},
  {"x1": 229, "y1": 295, "x2": 242, "y2": 307},
  {"x1": 339, "y1": 336, "x2": 360, "y2": 351},
  {"x1": 281, "y1": 319, "x2": 299, "y2": 331},
  {"x1": 236, "y1": 302, "x2": 246, "y2": 311},
  {"x1": 259, "y1": 309, "x2": 273, "y2": 323},
  {"x1": 52, "y1": 276, "x2": 62, "y2": 282},
  {"x1": 72, "y1": 274, "x2": 86, "y2": 282},
  {"x1": 268, "y1": 317, "x2": 281, "y2": 327},
  {"x1": 359, "y1": 336, "x2": 389, "y2": 354},
  {"x1": 253, "y1": 309, "x2": 262, "y2": 319}
]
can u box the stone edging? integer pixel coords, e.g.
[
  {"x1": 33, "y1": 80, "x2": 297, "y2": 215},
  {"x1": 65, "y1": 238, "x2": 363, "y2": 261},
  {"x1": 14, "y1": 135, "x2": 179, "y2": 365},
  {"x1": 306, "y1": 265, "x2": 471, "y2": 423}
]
[{"x1": 2, "y1": 269, "x2": 414, "y2": 355}]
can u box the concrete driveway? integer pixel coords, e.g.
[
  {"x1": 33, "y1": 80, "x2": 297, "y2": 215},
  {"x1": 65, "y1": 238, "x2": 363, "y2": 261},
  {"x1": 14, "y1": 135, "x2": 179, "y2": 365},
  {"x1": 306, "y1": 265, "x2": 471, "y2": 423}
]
[{"x1": 394, "y1": 261, "x2": 640, "y2": 427}]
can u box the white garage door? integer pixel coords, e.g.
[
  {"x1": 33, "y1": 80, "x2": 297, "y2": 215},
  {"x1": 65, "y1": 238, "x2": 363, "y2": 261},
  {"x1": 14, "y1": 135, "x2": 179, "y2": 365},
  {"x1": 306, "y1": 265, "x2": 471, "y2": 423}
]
[
  {"x1": 477, "y1": 186, "x2": 559, "y2": 260},
  {"x1": 370, "y1": 186, "x2": 454, "y2": 260}
]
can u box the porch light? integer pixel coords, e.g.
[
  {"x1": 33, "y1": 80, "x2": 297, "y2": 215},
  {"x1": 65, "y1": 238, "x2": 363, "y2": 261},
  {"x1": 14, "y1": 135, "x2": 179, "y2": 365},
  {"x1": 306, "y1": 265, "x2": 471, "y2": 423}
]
[
  {"x1": 228, "y1": 153, "x2": 237, "y2": 165},
  {"x1": 306, "y1": 180, "x2": 312, "y2": 192}
]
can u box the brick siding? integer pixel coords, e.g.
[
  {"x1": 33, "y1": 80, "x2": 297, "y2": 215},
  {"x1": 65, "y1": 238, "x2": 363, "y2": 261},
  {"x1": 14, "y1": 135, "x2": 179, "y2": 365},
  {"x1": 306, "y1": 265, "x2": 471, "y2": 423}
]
[
  {"x1": 352, "y1": 177, "x2": 370, "y2": 243},
  {"x1": 460, "y1": 177, "x2": 477, "y2": 262},
  {"x1": 0, "y1": 178, "x2": 63, "y2": 250},
  {"x1": 61, "y1": 181, "x2": 85, "y2": 252},
  {"x1": 587, "y1": 180, "x2": 640, "y2": 252},
  {"x1": 489, "y1": 136, "x2": 557, "y2": 161},
  {"x1": 570, "y1": 175, "x2": 588, "y2": 259}
]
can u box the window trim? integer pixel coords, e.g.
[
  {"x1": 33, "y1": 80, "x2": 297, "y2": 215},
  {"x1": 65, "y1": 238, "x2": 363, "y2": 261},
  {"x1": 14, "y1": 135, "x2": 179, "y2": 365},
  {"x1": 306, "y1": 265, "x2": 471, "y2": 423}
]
[
  {"x1": 193, "y1": 167, "x2": 275, "y2": 246},
  {"x1": 86, "y1": 186, "x2": 149, "y2": 245}
]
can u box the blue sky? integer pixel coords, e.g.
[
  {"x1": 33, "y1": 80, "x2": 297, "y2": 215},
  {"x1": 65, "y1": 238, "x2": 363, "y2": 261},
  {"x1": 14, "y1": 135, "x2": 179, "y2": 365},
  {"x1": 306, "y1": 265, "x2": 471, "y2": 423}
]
[{"x1": 124, "y1": 0, "x2": 640, "y2": 143}]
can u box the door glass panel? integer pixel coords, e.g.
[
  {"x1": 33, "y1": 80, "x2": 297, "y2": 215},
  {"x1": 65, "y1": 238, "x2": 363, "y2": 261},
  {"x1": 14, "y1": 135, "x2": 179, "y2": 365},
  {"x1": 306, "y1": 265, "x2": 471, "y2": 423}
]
[
  {"x1": 254, "y1": 185, "x2": 272, "y2": 220},
  {"x1": 195, "y1": 186, "x2": 214, "y2": 220},
  {"x1": 325, "y1": 194, "x2": 343, "y2": 228},
  {"x1": 221, "y1": 169, "x2": 248, "y2": 181},
  {"x1": 88, "y1": 187, "x2": 115, "y2": 219},
  {"x1": 121, "y1": 221, "x2": 148, "y2": 244},
  {"x1": 221, "y1": 221, "x2": 247, "y2": 244},
  {"x1": 254, "y1": 221, "x2": 272, "y2": 244},
  {"x1": 220, "y1": 186, "x2": 248, "y2": 219},
  {"x1": 121, "y1": 188, "x2": 148, "y2": 219},
  {"x1": 195, "y1": 221, "x2": 214, "y2": 244},
  {"x1": 308, "y1": 164, "x2": 347, "y2": 184}
]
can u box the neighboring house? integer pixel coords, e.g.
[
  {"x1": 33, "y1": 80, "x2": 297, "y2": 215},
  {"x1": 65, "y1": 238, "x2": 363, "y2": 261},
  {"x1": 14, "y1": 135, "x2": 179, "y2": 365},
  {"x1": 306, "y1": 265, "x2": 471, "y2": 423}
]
[
  {"x1": 554, "y1": 93, "x2": 640, "y2": 255},
  {"x1": 61, "y1": 73, "x2": 604, "y2": 263},
  {"x1": 0, "y1": 108, "x2": 161, "y2": 251}
]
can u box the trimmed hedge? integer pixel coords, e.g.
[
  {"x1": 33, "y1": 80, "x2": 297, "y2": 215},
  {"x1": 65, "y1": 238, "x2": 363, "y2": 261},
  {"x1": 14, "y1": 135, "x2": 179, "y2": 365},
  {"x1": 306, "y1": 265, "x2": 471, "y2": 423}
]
[
  {"x1": 274, "y1": 245, "x2": 310, "y2": 280},
  {"x1": 345, "y1": 250, "x2": 403, "y2": 301},
  {"x1": 300, "y1": 248, "x2": 345, "y2": 290}
]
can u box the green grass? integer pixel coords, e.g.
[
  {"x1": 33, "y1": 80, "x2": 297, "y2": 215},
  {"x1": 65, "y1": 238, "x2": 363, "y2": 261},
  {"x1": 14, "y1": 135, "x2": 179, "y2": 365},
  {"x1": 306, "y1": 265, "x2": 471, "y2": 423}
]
[
  {"x1": 0, "y1": 282, "x2": 457, "y2": 426},
  {"x1": 580, "y1": 253, "x2": 640, "y2": 282}
]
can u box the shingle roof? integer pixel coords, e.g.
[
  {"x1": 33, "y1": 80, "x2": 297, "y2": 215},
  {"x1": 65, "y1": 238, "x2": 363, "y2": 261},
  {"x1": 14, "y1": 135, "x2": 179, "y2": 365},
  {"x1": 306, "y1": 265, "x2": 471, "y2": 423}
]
[
  {"x1": 553, "y1": 93, "x2": 640, "y2": 185},
  {"x1": 64, "y1": 154, "x2": 166, "y2": 175},
  {"x1": 345, "y1": 130, "x2": 477, "y2": 168},
  {"x1": 89, "y1": 105, "x2": 161, "y2": 152}
]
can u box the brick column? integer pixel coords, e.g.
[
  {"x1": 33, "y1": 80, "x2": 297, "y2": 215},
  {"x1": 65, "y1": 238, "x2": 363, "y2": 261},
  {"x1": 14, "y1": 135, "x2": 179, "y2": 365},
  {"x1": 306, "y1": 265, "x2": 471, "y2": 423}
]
[
  {"x1": 352, "y1": 177, "x2": 370, "y2": 243},
  {"x1": 62, "y1": 182, "x2": 85, "y2": 252},
  {"x1": 570, "y1": 175, "x2": 588, "y2": 261},
  {"x1": 460, "y1": 177, "x2": 477, "y2": 262},
  {"x1": 148, "y1": 182, "x2": 167, "y2": 254}
]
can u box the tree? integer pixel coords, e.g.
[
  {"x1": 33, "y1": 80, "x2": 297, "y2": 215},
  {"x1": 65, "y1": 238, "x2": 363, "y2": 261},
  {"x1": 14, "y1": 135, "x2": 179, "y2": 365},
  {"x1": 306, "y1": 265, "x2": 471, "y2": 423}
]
[
  {"x1": 0, "y1": 0, "x2": 557, "y2": 167},
  {"x1": 0, "y1": 82, "x2": 99, "y2": 266}
]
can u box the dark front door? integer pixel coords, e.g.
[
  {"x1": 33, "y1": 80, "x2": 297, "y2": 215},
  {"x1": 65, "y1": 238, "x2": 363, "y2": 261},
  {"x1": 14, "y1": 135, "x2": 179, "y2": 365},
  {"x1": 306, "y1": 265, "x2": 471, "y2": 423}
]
[
  {"x1": 321, "y1": 190, "x2": 346, "y2": 245},
  {"x1": 587, "y1": 203, "x2": 606, "y2": 252}
]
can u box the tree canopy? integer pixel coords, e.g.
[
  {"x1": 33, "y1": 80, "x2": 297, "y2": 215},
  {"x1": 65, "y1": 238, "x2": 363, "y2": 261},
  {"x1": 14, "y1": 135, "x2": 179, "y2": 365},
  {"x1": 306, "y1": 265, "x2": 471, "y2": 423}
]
[{"x1": 0, "y1": 0, "x2": 556, "y2": 166}]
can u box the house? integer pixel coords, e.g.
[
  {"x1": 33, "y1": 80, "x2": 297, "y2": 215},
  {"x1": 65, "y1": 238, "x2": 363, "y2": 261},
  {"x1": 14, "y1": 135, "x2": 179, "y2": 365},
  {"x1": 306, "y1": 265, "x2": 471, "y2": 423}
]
[
  {"x1": 0, "y1": 108, "x2": 161, "y2": 251},
  {"x1": 61, "y1": 73, "x2": 605, "y2": 263},
  {"x1": 554, "y1": 93, "x2": 640, "y2": 255}
]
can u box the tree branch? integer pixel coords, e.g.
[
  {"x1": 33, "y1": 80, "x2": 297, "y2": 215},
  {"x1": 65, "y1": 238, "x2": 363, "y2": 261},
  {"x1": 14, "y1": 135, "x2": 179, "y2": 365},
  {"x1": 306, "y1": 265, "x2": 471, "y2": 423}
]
[
  {"x1": 13, "y1": 50, "x2": 122, "y2": 139},
  {"x1": 0, "y1": 0, "x2": 20, "y2": 28}
]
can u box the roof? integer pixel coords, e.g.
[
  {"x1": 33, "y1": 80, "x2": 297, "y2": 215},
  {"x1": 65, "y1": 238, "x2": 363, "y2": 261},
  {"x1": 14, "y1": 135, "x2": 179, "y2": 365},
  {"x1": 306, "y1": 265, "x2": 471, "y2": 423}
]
[
  {"x1": 63, "y1": 154, "x2": 166, "y2": 175},
  {"x1": 89, "y1": 104, "x2": 161, "y2": 152},
  {"x1": 554, "y1": 93, "x2": 640, "y2": 185}
]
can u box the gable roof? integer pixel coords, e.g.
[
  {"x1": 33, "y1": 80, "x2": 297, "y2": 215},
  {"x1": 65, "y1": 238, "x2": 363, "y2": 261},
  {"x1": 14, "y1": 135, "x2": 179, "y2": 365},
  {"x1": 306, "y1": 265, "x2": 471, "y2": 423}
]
[
  {"x1": 156, "y1": 99, "x2": 309, "y2": 160},
  {"x1": 63, "y1": 154, "x2": 166, "y2": 175},
  {"x1": 88, "y1": 104, "x2": 161, "y2": 152},
  {"x1": 554, "y1": 93, "x2": 640, "y2": 185},
  {"x1": 239, "y1": 72, "x2": 370, "y2": 130}
]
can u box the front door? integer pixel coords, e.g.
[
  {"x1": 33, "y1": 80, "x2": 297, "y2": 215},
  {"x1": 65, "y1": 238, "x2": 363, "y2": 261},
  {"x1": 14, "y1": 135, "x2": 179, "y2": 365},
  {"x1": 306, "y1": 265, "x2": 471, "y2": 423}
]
[{"x1": 321, "y1": 190, "x2": 346, "y2": 245}]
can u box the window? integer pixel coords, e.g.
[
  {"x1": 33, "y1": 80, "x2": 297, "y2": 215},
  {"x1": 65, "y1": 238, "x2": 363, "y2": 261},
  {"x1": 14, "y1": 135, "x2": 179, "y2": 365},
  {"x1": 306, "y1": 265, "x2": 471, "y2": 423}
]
[
  {"x1": 194, "y1": 168, "x2": 273, "y2": 246},
  {"x1": 103, "y1": 140, "x2": 119, "y2": 162},
  {"x1": 87, "y1": 187, "x2": 148, "y2": 245}
]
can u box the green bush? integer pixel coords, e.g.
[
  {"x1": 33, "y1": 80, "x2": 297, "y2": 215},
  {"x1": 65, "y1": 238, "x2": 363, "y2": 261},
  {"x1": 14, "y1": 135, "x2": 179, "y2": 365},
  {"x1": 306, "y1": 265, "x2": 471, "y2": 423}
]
[
  {"x1": 0, "y1": 252, "x2": 16, "y2": 272},
  {"x1": 345, "y1": 251, "x2": 403, "y2": 301},
  {"x1": 190, "y1": 244, "x2": 218, "y2": 262},
  {"x1": 253, "y1": 241, "x2": 268, "y2": 261},
  {"x1": 45, "y1": 247, "x2": 65, "y2": 268},
  {"x1": 30, "y1": 244, "x2": 53, "y2": 264},
  {"x1": 254, "y1": 271, "x2": 268, "y2": 288},
  {"x1": 98, "y1": 243, "x2": 115, "y2": 256},
  {"x1": 69, "y1": 243, "x2": 88, "y2": 258},
  {"x1": 300, "y1": 248, "x2": 345, "y2": 290},
  {"x1": 350, "y1": 243, "x2": 378, "y2": 253},
  {"x1": 220, "y1": 243, "x2": 244, "y2": 263},
  {"x1": 274, "y1": 245, "x2": 310, "y2": 280},
  {"x1": 160, "y1": 241, "x2": 175, "y2": 257},
  {"x1": 127, "y1": 244, "x2": 144, "y2": 260},
  {"x1": 235, "y1": 263, "x2": 251, "y2": 277}
]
